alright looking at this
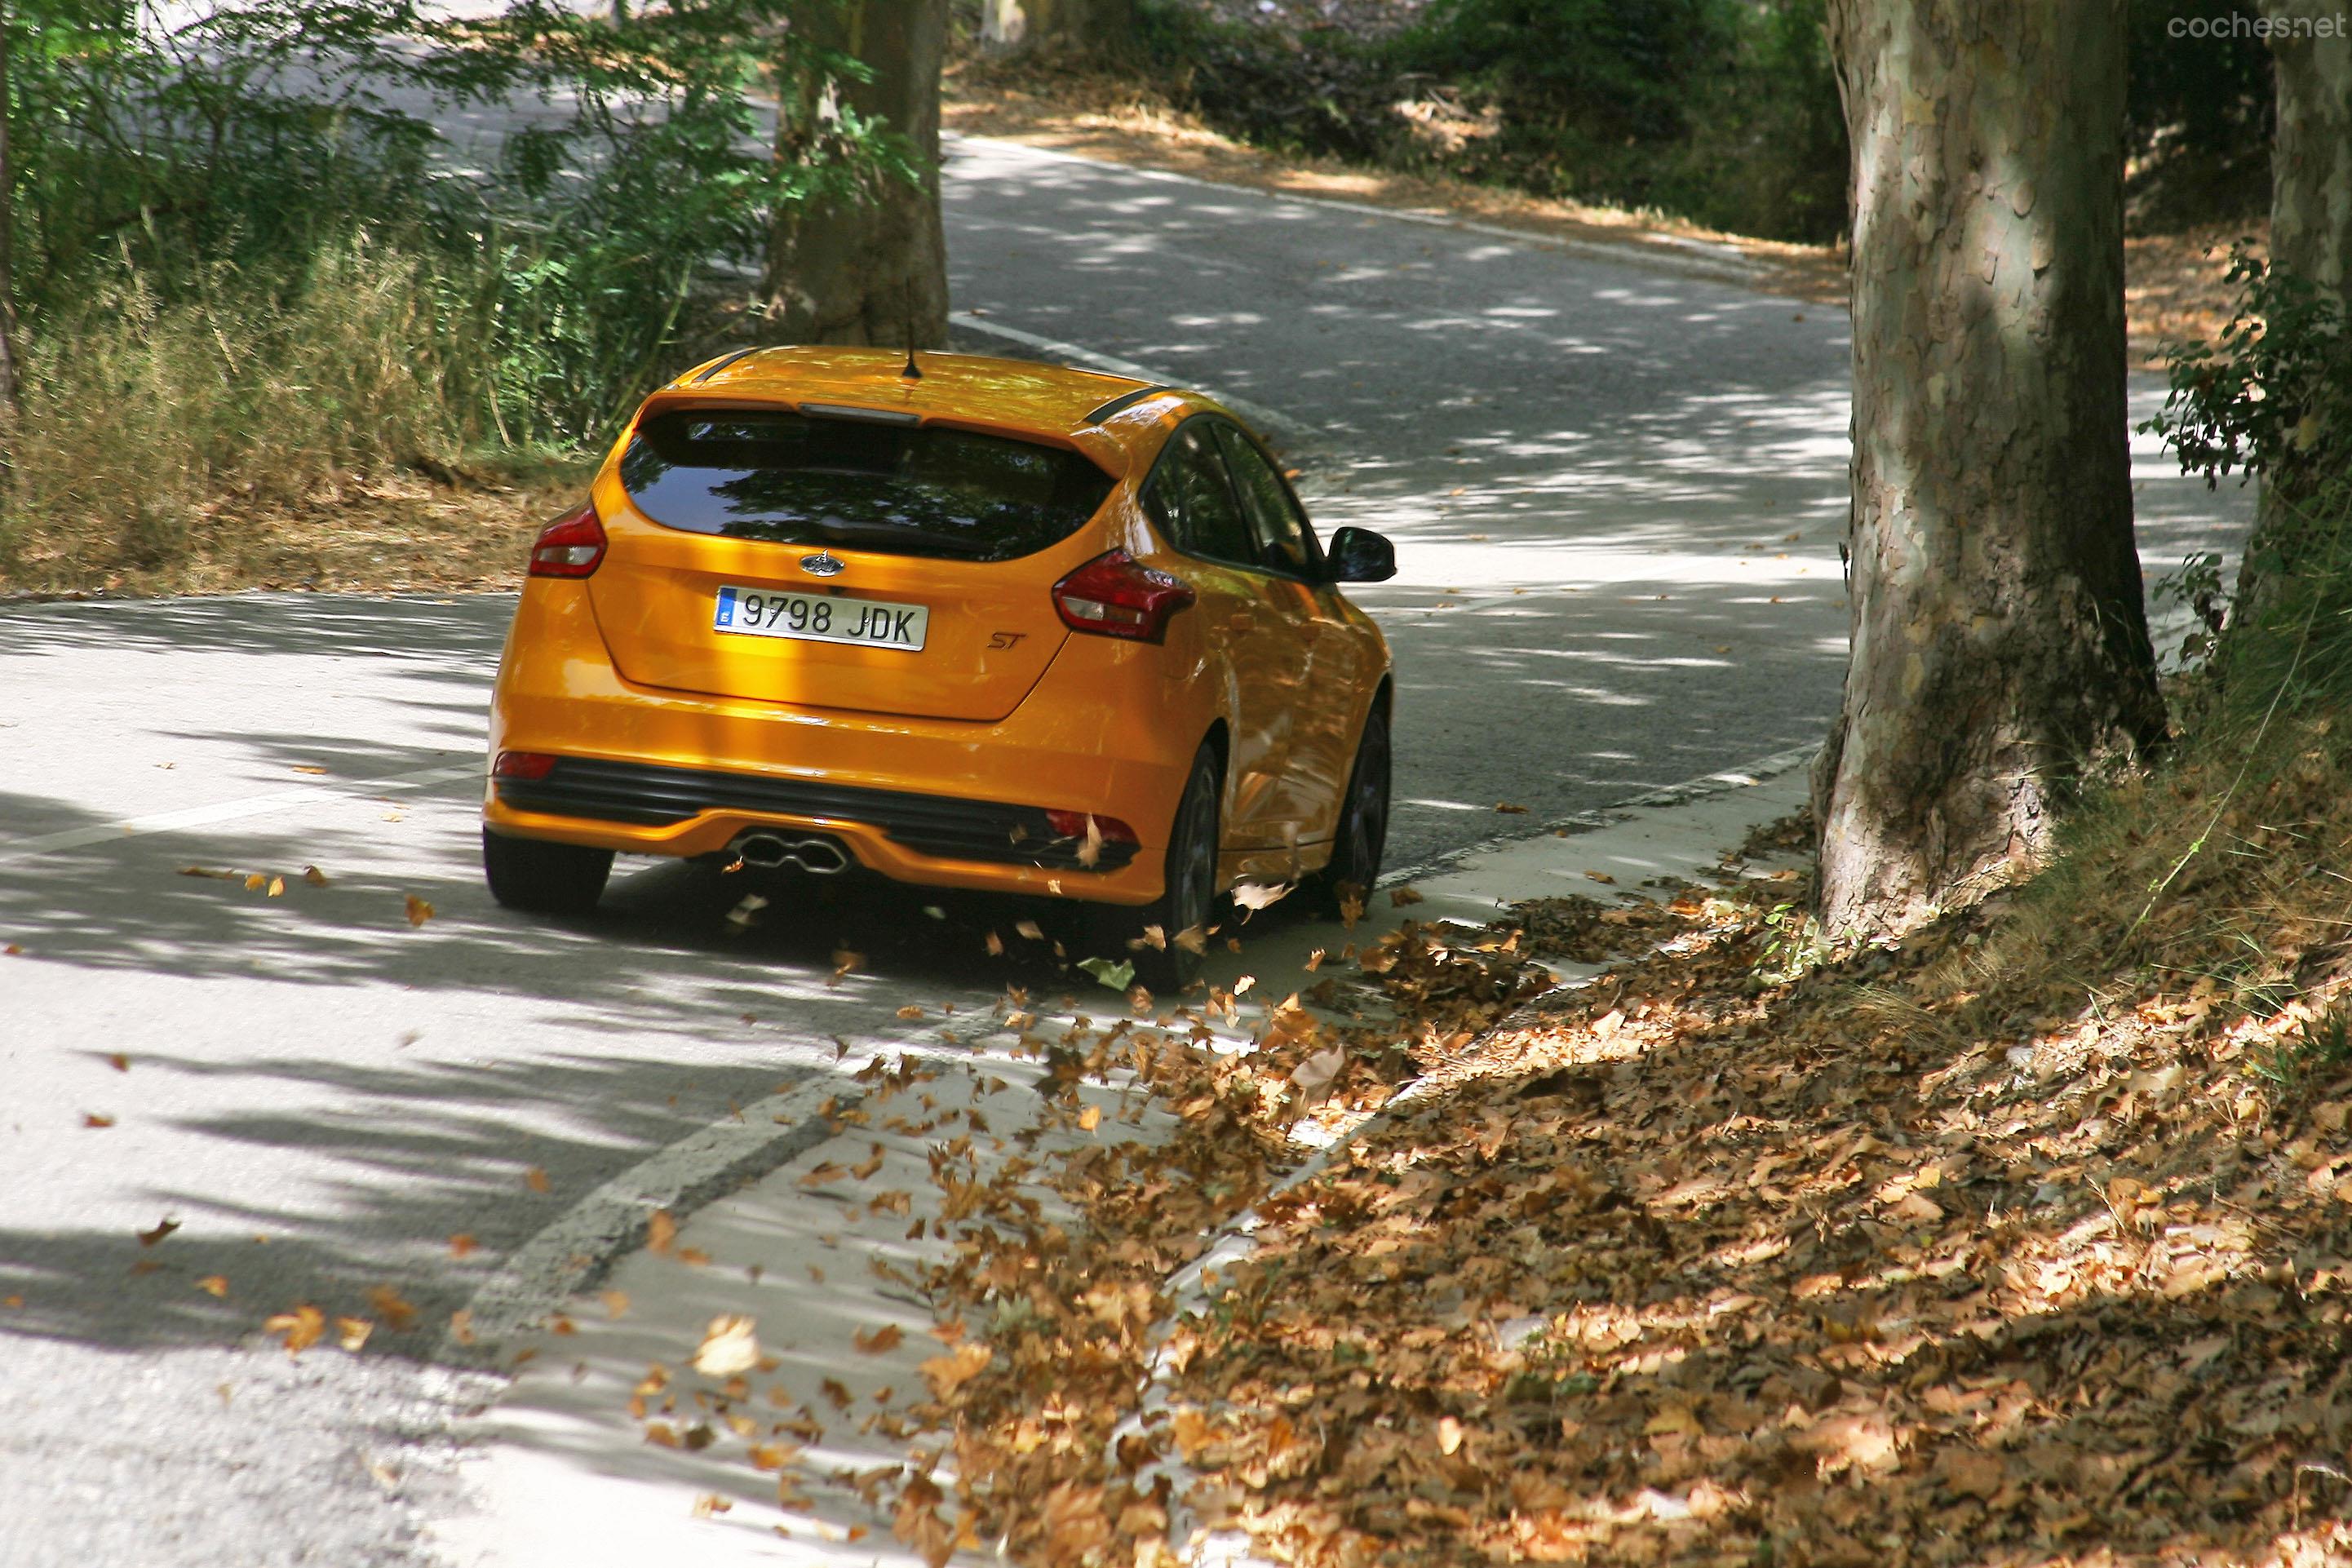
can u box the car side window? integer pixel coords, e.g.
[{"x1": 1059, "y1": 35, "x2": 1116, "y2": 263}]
[
  {"x1": 1145, "y1": 422, "x2": 1255, "y2": 567},
  {"x1": 1216, "y1": 424, "x2": 1317, "y2": 578}
]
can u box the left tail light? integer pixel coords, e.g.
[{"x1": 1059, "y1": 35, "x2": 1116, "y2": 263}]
[
  {"x1": 1052, "y1": 550, "x2": 1194, "y2": 641},
  {"x1": 529, "y1": 501, "x2": 606, "y2": 578}
]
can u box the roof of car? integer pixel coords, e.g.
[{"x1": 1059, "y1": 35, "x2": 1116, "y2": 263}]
[{"x1": 653, "y1": 345, "x2": 1214, "y2": 475}]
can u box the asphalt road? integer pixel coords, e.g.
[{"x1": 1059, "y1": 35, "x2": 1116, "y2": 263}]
[{"x1": 0, "y1": 135, "x2": 2249, "y2": 1566}]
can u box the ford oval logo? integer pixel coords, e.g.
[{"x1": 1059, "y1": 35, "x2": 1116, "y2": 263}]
[{"x1": 800, "y1": 551, "x2": 844, "y2": 578}]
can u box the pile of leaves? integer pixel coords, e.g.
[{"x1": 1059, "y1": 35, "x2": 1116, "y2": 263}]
[
  {"x1": 1136, "y1": 741, "x2": 2352, "y2": 1566},
  {"x1": 667, "y1": 664, "x2": 2352, "y2": 1567},
  {"x1": 853, "y1": 910, "x2": 1558, "y2": 1561}
]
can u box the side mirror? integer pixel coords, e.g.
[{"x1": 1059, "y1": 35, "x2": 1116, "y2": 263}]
[{"x1": 1324, "y1": 526, "x2": 1396, "y2": 584}]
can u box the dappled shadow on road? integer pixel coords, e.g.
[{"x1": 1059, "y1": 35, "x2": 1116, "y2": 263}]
[{"x1": 0, "y1": 589, "x2": 515, "y2": 664}]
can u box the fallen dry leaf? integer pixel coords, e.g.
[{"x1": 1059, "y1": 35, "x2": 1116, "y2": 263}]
[
  {"x1": 136, "y1": 1217, "x2": 179, "y2": 1247},
  {"x1": 853, "y1": 1322, "x2": 905, "y2": 1354},
  {"x1": 265, "y1": 1304, "x2": 325, "y2": 1357},
  {"x1": 693, "y1": 1314, "x2": 761, "y2": 1378},
  {"x1": 403, "y1": 894, "x2": 434, "y2": 927},
  {"x1": 196, "y1": 1275, "x2": 228, "y2": 1298},
  {"x1": 918, "y1": 1341, "x2": 991, "y2": 1399},
  {"x1": 1230, "y1": 881, "x2": 1290, "y2": 918},
  {"x1": 335, "y1": 1316, "x2": 374, "y2": 1353},
  {"x1": 82, "y1": 1113, "x2": 114, "y2": 1129},
  {"x1": 365, "y1": 1286, "x2": 418, "y2": 1332},
  {"x1": 646, "y1": 1209, "x2": 675, "y2": 1255},
  {"x1": 448, "y1": 1233, "x2": 478, "y2": 1259},
  {"x1": 523, "y1": 1166, "x2": 549, "y2": 1194}
]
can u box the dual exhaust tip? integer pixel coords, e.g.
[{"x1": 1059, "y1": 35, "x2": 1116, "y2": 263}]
[{"x1": 729, "y1": 831, "x2": 851, "y2": 875}]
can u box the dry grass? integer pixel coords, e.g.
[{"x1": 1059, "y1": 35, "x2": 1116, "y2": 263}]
[{"x1": 0, "y1": 234, "x2": 559, "y2": 596}]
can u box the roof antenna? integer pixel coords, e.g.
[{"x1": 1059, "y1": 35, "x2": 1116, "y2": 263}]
[{"x1": 899, "y1": 281, "x2": 924, "y2": 381}]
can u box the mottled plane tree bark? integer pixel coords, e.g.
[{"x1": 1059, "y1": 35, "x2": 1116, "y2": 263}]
[
  {"x1": 1813, "y1": 1, "x2": 2164, "y2": 935},
  {"x1": 2237, "y1": 1, "x2": 2352, "y2": 601},
  {"x1": 2263, "y1": 1, "x2": 2352, "y2": 299},
  {"x1": 767, "y1": 0, "x2": 949, "y2": 347},
  {"x1": 979, "y1": 0, "x2": 1136, "y2": 60}
]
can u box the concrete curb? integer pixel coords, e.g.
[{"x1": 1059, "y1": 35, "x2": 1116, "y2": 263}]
[
  {"x1": 1119, "y1": 742, "x2": 1818, "y2": 1565},
  {"x1": 1375, "y1": 740, "x2": 1819, "y2": 894},
  {"x1": 426, "y1": 1023, "x2": 931, "y2": 1374}
]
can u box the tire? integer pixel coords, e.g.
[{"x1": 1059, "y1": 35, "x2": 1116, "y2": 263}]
[
  {"x1": 1087, "y1": 742, "x2": 1222, "y2": 996},
  {"x1": 1313, "y1": 706, "x2": 1391, "y2": 918},
  {"x1": 482, "y1": 828, "x2": 613, "y2": 915}
]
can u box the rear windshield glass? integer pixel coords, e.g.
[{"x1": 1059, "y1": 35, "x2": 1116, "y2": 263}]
[{"x1": 619, "y1": 410, "x2": 1114, "y2": 561}]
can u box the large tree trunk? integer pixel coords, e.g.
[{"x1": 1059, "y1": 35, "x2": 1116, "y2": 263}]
[
  {"x1": 766, "y1": 0, "x2": 949, "y2": 348},
  {"x1": 1813, "y1": 0, "x2": 2164, "y2": 936},
  {"x1": 2239, "y1": 2, "x2": 2352, "y2": 601},
  {"x1": 979, "y1": 0, "x2": 1136, "y2": 59},
  {"x1": 2265, "y1": 1, "x2": 2352, "y2": 299}
]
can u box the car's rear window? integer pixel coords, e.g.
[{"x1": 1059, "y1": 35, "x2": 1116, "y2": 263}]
[{"x1": 618, "y1": 410, "x2": 1114, "y2": 561}]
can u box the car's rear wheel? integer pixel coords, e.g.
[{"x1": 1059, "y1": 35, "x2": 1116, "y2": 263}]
[
  {"x1": 1088, "y1": 742, "x2": 1221, "y2": 996},
  {"x1": 1314, "y1": 707, "x2": 1390, "y2": 917},
  {"x1": 482, "y1": 829, "x2": 613, "y2": 915}
]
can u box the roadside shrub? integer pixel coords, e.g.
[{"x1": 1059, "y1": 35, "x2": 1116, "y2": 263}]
[
  {"x1": 0, "y1": 0, "x2": 911, "y2": 587},
  {"x1": 2147, "y1": 249, "x2": 2352, "y2": 652},
  {"x1": 1139, "y1": 0, "x2": 1849, "y2": 242}
]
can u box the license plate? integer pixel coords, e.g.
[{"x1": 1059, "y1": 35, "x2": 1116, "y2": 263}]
[{"x1": 713, "y1": 586, "x2": 928, "y2": 651}]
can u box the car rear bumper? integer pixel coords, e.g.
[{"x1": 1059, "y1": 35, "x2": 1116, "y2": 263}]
[{"x1": 482, "y1": 582, "x2": 1198, "y2": 904}]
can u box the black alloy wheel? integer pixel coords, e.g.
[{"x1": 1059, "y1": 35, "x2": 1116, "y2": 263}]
[
  {"x1": 482, "y1": 828, "x2": 614, "y2": 915},
  {"x1": 1092, "y1": 742, "x2": 1222, "y2": 996},
  {"x1": 1317, "y1": 706, "x2": 1391, "y2": 917}
]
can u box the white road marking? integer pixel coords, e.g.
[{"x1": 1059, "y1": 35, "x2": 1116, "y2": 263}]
[{"x1": 0, "y1": 761, "x2": 480, "y2": 864}]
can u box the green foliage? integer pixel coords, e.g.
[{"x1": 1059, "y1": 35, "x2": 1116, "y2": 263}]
[
  {"x1": 1754, "y1": 899, "x2": 1829, "y2": 987},
  {"x1": 2148, "y1": 250, "x2": 2352, "y2": 502},
  {"x1": 1139, "y1": 0, "x2": 2271, "y2": 246},
  {"x1": 1141, "y1": 0, "x2": 1846, "y2": 243},
  {"x1": 1399, "y1": 0, "x2": 1731, "y2": 148},
  {"x1": 2247, "y1": 1003, "x2": 2352, "y2": 1096},
  {"x1": 1, "y1": 0, "x2": 919, "y2": 578},
  {"x1": 2146, "y1": 250, "x2": 2352, "y2": 684}
]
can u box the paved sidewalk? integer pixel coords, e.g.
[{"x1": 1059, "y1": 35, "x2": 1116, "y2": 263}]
[{"x1": 428, "y1": 755, "x2": 1814, "y2": 1566}]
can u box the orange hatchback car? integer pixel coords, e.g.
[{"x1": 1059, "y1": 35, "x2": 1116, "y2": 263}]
[{"x1": 482, "y1": 346, "x2": 1396, "y2": 986}]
